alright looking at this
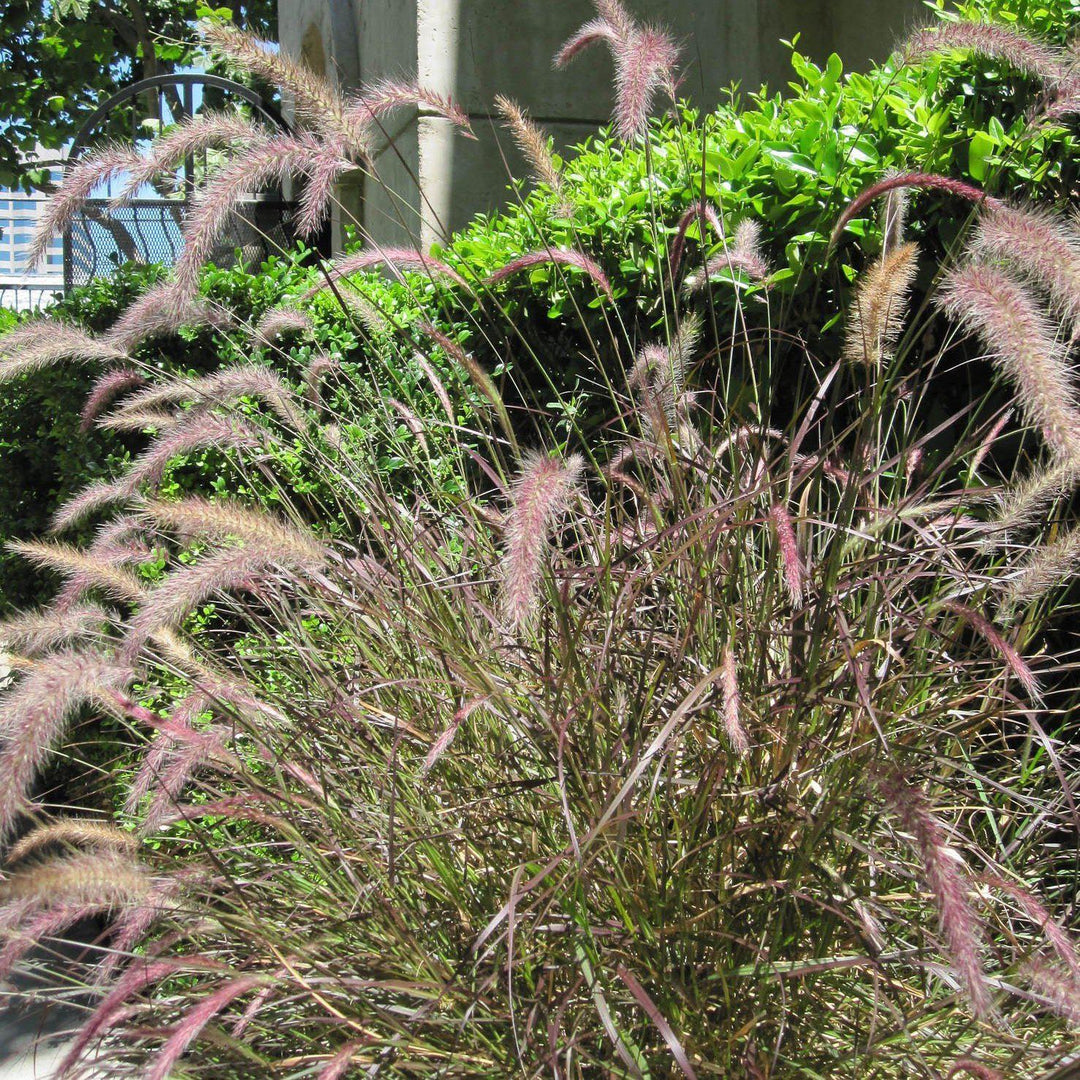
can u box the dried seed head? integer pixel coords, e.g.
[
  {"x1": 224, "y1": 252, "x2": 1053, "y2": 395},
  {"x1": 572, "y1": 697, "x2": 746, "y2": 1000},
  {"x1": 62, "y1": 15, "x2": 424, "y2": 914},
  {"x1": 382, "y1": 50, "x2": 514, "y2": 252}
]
[{"x1": 843, "y1": 242, "x2": 919, "y2": 368}]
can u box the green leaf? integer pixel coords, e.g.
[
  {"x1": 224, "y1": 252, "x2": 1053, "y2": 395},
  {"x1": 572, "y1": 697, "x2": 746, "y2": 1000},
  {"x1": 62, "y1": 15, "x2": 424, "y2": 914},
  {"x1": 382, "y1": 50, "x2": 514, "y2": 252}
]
[{"x1": 968, "y1": 130, "x2": 996, "y2": 181}]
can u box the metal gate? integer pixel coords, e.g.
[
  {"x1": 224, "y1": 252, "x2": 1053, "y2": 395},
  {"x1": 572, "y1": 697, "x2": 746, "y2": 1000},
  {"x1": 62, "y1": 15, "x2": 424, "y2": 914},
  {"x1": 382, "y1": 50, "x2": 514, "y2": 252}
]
[{"x1": 63, "y1": 73, "x2": 295, "y2": 292}]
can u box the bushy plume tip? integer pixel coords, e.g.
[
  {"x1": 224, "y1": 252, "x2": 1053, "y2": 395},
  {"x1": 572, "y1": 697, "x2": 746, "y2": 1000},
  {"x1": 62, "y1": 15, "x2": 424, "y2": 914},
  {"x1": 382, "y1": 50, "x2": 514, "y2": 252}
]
[
  {"x1": 769, "y1": 502, "x2": 806, "y2": 605},
  {"x1": 901, "y1": 20, "x2": 1067, "y2": 83},
  {"x1": 720, "y1": 644, "x2": 749, "y2": 755},
  {"x1": 113, "y1": 111, "x2": 266, "y2": 204},
  {"x1": 946, "y1": 1061, "x2": 1004, "y2": 1080},
  {"x1": 304, "y1": 247, "x2": 470, "y2": 297},
  {"x1": 937, "y1": 263, "x2": 1080, "y2": 460},
  {"x1": 251, "y1": 305, "x2": 314, "y2": 345},
  {"x1": 142, "y1": 496, "x2": 327, "y2": 565},
  {"x1": 485, "y1": 247, "x2": 613, "y2": 299},
  {"x1": 0, "y1": 651, "x2": 131, "y2": 841},
  {"x1": 50, "y1": 479, "x2": 130, "y2": 534},
  {"x1": 175, "y1": 134, "x2": 352, "y2": 296},
  {"x1": 201, "y1": 22, "x2": 371, "y2": 156},
  {"x1": 0, "y1": 320, "x2": 127, "y2": 383},
  {"x1": 554, "y1": 2, "x2": 681, "y2": 139},
  {"x1": 969, "y1": 204, "x2": 1080, "y2": 340},
  {"x1": 499, "y1": 452, "x2": 584, "y2": 630},
  {"x1": 105, "y1": 280, "x2": 225, "y2": 353},
  {"x1": 494, "y1": 95, "x2": 564, "y2": 197},
  {"x1": 80, "y1": 368, "x2": 147, "y2": 431},
  {"x1": 0, "y1": 603, "x2": 110, "y2": 656},
  {"x1": 146, "y1": 975, "x2": 266, "y2": 1080},
  {"x1": 26, "y1": 142, "x2": 142, "y2": 270},
  {"x1": 669, "y1": 200, "x2": 725, "y2": 277},
  {"x1": 122, "y1": 412, "x2": 263, "y2": 494},
  {"x1": 6, "y1": 819, "x2": 138, "y2": 865},
  {"x1": 999, "y1": 522, "x2": 1080, "y2": 621},
  {"x1": 941, "y1": 600, "x2": 1041, "y2": 700},
  {"x1": 831, "y1": 173, "x2": 1000, "y2": 248},
  {"x1": 8, "y1": 539, "x2": 145, "y2": 604},
  {"x1": 346, "y1": 79, "x2": 474, "y2": 138}
]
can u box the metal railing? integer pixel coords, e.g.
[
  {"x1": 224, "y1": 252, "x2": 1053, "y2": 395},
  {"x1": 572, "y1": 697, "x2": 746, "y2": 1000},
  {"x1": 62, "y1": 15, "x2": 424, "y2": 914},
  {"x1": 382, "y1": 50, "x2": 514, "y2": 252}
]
[{"x1": 0, "y1": 283, "x2": 61, "y2": 312}]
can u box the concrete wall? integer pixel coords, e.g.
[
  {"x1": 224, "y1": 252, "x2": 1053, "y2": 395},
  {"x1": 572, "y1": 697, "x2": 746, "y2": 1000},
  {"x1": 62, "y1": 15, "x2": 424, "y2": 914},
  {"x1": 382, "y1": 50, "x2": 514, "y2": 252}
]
[{"x1": 278, "y1": 0, "x2": 922, "y2": 250}]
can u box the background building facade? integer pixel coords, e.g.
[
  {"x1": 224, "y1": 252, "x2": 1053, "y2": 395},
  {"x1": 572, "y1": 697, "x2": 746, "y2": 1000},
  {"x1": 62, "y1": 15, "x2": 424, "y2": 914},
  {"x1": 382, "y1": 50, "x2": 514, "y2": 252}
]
[
  {"x1": 279, "y1": 0, "x2": 922, "y2": 251},
  {"x1": 0, "y1": 152, "x2": 64, "y2": 310}
]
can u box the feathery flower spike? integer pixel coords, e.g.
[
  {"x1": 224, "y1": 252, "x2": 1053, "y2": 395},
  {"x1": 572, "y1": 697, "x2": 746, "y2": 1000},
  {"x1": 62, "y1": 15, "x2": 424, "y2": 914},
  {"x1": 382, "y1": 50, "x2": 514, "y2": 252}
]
[
  {"x1": 831, "y1": 173, "x2": 1000, "y2": 249},
  {"x1": 485, "y1": 247, "x2": 613, "y2": 299},
  {"x1": 554, "y1": 1, "x2": 681, "y2": 140},
  {"x1": 902, "y1": 20, "x2": 1067, "y2": 83},
  {"x1": 26, "y1": 142, "x2": 143, "y2": 269},
  {"x1": 843, "y1": 242, "x2": 919, "y2": 367},
  {"x1": 499, "y1": 452, "x2": 584, "y2": 630},
  {"x1": 969, "y1": 204, "x2": 1080, "y2": 340},
  {"x1": 769, "y1": 502, "x2": 806, "y2": 605},
  {"x1": 494, "y1": 94, "x2": 564, "y2": 198},
  {"x1": 941, "y1": 600, "x2": 1041, "y2": 700},
  {"x1": 937, "y1": 263, "x2": 1080, "y2": 460},
  {"x1": 877, "y1": 768, "x2": 992, "y2": 1018},
  {"x1": 0, "y1": 651, "x2": 131, "y2": 841},
  {"x1": 720, "y1": 644, "x2": 748, "y2": 755},
  {"x1": 80, "y1": 369, "x2": 146, "y2": 432}
]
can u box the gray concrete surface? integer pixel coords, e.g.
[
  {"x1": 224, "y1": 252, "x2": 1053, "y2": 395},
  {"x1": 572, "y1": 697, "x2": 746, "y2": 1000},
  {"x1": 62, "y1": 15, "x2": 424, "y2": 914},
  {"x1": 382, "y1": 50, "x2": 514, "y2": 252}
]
[{"x1": 0, "y1": 926, "x2": 101, "y2": 1080}]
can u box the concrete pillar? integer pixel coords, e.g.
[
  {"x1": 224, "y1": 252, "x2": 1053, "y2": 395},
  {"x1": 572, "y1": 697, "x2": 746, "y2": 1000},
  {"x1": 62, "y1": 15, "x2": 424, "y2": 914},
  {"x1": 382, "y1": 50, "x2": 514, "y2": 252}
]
[{"x1": 279, "y1": 0, "x2": 921, "y2": 251}]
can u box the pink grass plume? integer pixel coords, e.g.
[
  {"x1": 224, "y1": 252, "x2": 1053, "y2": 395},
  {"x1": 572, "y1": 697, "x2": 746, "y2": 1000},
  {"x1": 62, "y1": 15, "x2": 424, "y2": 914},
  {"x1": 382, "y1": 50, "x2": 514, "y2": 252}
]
[
  {"x1": 937, "y1": 263, "x2": 1080, "y2": 461},
  {"x1": 969, "y1": 204, "x2": 1080, "y2": 340},
  {"x1": 142, "y1": 968, "x2": 265, "y2": 1078},
  {"x1": 346, "y1": 79, "x2": 474, "y2": 138},
  {"x1": 769, "y1": 502, "x2": 806, "y2": 605},
  {"x1": 80, "y1": 369, "x2": 147, "y2": 432},
  {"x1": 499, "y1": 452, "x2": 584, "y2": 630},
  {"x1": 877, "y1": 768, "x2": 992, "y2": 1018},
  {"x1": 305, "y1": 247, "x2": 470, "y2": 297},
  {"x1": 902, "y1": 20, "x2": 1067, "y2": 83},
  {"x1": 830, "y1": 173, "x2": 1000, "y2": 250},
  {"x1": 669, "y1": 200, "x2": 725, "y2": 277},
  {"x1": 554, "y1": 1, "x2": 680, "y2": 140},
  {"x1": 485, "y1": 247, "x2": 613, "y2": 299},
  {"x1": 0, "y1": 652, "x2": 132, "y2": 841},
  {"x1": 941, "y1": 600, "x2": 1041, "y2": 701},
  {"x1": 719, "y1": 644, "x2": 748, "y2": 755},
  {"x1": 26, "y1": 143, "x2": 142, "y2": 270}
]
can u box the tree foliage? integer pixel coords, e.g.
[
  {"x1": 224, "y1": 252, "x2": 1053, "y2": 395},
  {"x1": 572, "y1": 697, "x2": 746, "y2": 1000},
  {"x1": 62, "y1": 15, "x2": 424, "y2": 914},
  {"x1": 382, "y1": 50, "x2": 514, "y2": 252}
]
[{"x1": 0, "y1": 0, "x2": 273, "y2": 190}]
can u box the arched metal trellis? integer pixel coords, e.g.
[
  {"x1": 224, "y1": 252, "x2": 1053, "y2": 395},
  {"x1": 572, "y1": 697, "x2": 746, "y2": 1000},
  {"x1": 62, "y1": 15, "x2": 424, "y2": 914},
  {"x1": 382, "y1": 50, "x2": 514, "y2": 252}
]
[{"x1": 63, "y1": 73, "x2": 297, "y2": 293}]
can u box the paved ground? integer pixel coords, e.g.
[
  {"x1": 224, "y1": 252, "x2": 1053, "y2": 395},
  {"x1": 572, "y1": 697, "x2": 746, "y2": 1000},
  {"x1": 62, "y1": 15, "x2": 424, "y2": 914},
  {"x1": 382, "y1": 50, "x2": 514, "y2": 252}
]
[{"x1": 0, "y1": 926, "x2": 99, "y2": 1080}]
